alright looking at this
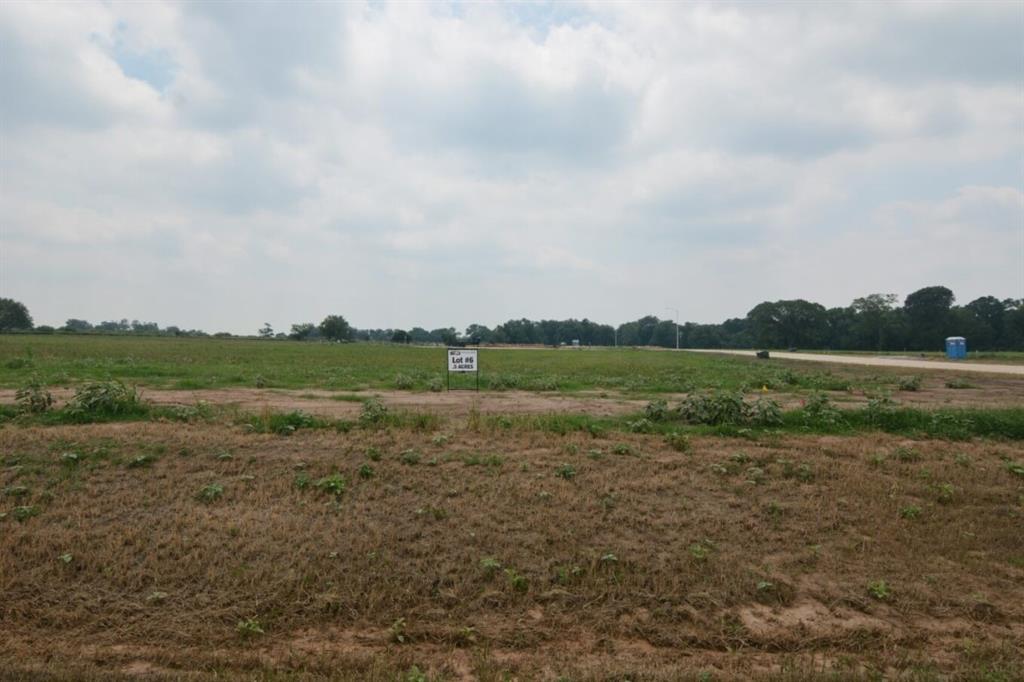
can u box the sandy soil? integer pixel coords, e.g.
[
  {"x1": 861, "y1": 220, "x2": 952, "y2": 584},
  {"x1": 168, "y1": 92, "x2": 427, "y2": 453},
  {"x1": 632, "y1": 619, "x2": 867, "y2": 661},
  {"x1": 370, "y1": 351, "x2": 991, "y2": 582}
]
[{"x1": 684, "y1": 349, "x2": 1024, "y2": 375}]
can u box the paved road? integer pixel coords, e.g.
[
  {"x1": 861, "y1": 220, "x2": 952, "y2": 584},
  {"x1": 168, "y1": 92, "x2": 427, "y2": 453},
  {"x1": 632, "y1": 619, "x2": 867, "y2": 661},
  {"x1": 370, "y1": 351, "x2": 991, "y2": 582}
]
[{"x1": 682, "y1": 349, "x2": 1024, "y2": 376}]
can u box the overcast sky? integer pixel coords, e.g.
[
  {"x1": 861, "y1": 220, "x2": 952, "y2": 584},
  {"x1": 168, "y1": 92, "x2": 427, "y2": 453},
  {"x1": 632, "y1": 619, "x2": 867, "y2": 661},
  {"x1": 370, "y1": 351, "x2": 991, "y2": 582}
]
[{"x1": 1, "y1": 1, "x2": 1022, "y2": 334}]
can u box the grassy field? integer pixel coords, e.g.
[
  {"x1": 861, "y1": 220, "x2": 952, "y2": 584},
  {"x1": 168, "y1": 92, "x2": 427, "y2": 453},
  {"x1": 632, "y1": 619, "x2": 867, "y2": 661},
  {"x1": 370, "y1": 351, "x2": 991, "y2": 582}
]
[
  {"x1": 0, "y1": 334, "x2": 981, "y2": 395},
  {"x1": 1, "y1": 335, "x2": 1023, "y2": 681}
]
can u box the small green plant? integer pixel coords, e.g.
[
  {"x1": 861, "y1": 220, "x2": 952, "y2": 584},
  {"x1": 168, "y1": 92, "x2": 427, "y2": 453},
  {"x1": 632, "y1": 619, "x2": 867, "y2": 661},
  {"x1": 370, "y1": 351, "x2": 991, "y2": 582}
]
[
  {"x1": 400, "y1": 450, "x2": 421, "y2": 465},
  {"x1": 404, "y1": 666, "x2": 427, "y2": 682},
  {"x1": 599, "y1": 552, "x2": 618, "y2": 565},
  {"x1": 867, "y1": 580, "x2": 891, "y2": 601},
  {"x1": 954, "y1": 453, "x2": 970, "y2": 467},
  {"x1": 896, "y1": 375, "x2": 922, "y2": 392},
  {"x1": 13, "y1": 505, "x2": 38, "y2": 522},
  {"x1": 127, "y1": 454, "x2": 155, "y2": 468},
  {"x1": 59, "y1": 451, "x2": 80, "y2": 465},
  {"x1": 936, "y1": 483, "x2": 955, "y2": 504},
  {"x1": 894, "y1": 446, "x2": 921, "y2": 463},
  {"x1": 480, "y1": 557, "x2": 502, "y2": 576},
  {"x1": 1007, "y1": 461, "x2": 1024, "y2": 478},
  {"x1": 803, "y1": 392, "x2": 843, "y2": 426},
  {"x1": 900, "y1": 505, "x2": 922, "y2": 520},
  {"x1": 315, "y1": 473, "x2": 347, "y2": 497},
  {"x1": 428, "y1": 377, "x2": 444, "y2": 392},
  {"x1": 504, "y1": 568, "x2": 528, "y2": 592},
  {"x1": 555, "y1": 463, "x2": 576, "y2": 480},
  {"x1": 293, "y1": 472, "x2": 311, "y2": 490},
  {"x1": 394, "y1": 373, "x2": 414, "y2": 390},
  {"x1": 15, "y1": 378, "x2": 53, "y2": 414},
  {"x1": 196, "y1": 483, "x2": 224, "y2": 503},
  {"x1": 689, "y1": 543, "x2": 709, "y2": 561},
  {"x1": 254, "y1": 374, "x2": 267, "y2": 388},
  {"x1": 627, "y1": 417, "x2": 654, "y2": 433},
  {"x1": 367, "y1": 447, "x2": 382, "y2": 462},
  {"x1": 664, "y1": 431, "x2": 690, "y2": 453},
  {"x1": 389, "y1": 617, "x2": 408, "y2": 643},
  {"x1": 748, "y1": 397, "x2": 783, "y2": 426},
  {"x1": 612, "y1": 443, "x2": 634, "y2": 456},
  {"x1": 236, "y1": 617, "x2": 265, "y2": 638},
  {"x1": 945, "y1": 378, "x2": 974, "y2": 389},
  {"x1": 3, "y1": 485, "x2": 29, "y2": 498},
  {"x1": 58, "y1": 553, "x2": 73, "y2": 564},
  {"x1": 358, "y1": 464, "x2": 375, "y2": 479}
]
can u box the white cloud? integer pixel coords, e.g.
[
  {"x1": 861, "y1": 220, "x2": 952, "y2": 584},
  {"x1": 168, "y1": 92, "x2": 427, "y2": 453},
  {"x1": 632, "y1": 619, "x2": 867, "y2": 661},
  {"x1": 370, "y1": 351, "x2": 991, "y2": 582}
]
[{"x1": 1, "y1": 1, "x2": 1021, "y2": 333}]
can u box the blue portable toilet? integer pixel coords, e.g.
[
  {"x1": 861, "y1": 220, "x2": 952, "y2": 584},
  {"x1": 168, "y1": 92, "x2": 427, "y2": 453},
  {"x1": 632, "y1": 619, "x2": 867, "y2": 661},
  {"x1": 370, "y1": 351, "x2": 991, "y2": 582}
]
[{"x1": 945, "y1": 336, "x2": 966, "y2": 360}]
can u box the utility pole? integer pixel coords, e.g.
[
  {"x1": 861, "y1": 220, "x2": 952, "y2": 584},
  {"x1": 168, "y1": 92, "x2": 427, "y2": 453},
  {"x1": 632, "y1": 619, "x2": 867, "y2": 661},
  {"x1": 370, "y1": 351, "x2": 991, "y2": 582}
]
[{"x1": 666, "y1": 307, "x2": 679, "y2": 350}]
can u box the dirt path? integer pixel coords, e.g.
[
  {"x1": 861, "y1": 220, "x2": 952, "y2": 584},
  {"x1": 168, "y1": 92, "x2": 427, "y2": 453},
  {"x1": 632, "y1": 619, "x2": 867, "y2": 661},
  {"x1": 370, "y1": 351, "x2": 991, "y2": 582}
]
[{"x1": 684, "y1": 349, "x2": 1024, "y2": 376}]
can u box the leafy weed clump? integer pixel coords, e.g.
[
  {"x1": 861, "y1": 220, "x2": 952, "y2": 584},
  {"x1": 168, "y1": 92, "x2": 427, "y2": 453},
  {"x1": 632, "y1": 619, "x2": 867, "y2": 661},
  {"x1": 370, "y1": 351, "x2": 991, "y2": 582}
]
[
  {"x1": 65, "y1": 381, "x2": 147, "y2": 420},
  {"x1": 15, "y1": 378, "x2": 53, "y2": 414},
  {"x1": 316, "y1": 474, "x2": 347, "y2": 497},
  {"x1": 196, "y1": 483, "x2": 224, "y2": 503},
  {"x1": 678, "y1": 392, "x2": 782, "y2": 427}
]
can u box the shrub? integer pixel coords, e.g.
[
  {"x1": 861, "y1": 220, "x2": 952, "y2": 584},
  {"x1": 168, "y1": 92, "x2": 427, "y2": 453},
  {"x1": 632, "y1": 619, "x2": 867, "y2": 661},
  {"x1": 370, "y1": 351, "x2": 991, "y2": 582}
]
[
  {"x1": 394, "y1": 373, "x2": 414, "y2": 390},
  {"x1": 644, "y1": 399, "x2": 668, "y2": 422},
  {"x1": 664, "y1": 431, "x2": 691, "y2": 453},
  {"x1": 15, "y1": 378, "x2": 53, "y2": 414},
  {"x1": 678, "y1": 391, "x2": 748, "y2": 426},
  {"x1": 802, "y1": 392, "x2": 843, "y2": 426},
  {"x1": 65, "y1": 381, "x2": 145, "y2": 418},
  {"x1": 555, "y1": 463, "x2": 576, "y2": 480},
  {"x1": 748, "y1": 397, "x2": 783, "y2": 426},
  {"x1": 627, "y1": 417, "x2": 654, "y2": 433},
  {"x1": 196, "y1": 483, "x2": 224, "y2": 503},
  {"x1": 428, "y1": 377, "x2": 444, "y2": 392},
  {"x1": 359, "y1": 399, "x2": 388, "y2": 426},
  {"x1": 896, "y1": 376, "x2": 922, "y2": 392}
]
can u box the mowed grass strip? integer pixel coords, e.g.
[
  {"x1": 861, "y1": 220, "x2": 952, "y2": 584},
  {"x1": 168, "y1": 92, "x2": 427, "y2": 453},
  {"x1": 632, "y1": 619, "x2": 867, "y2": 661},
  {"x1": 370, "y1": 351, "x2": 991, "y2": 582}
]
[{"x1": 1, "y1": 421, "x2": 1022, "y2": 680}]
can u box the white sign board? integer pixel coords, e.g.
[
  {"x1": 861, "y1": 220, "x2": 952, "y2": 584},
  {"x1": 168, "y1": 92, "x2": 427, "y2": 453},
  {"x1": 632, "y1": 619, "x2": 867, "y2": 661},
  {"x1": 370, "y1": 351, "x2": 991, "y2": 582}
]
[{"x1": 447, "y1": 348, "x2": 478, "y2": 373}]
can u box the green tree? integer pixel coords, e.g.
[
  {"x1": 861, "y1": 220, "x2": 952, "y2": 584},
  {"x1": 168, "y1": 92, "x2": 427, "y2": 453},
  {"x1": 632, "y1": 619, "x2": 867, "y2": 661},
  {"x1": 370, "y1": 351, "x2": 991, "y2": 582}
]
[
  {"x1": 258, "y1": 323, "x2": 274, "y2": 339},
  {"x1": 747, "y1": 300, "x2": 828, "y2": 349},
  {"x1": 903, "y1": 286, "x2": 954, "y2": 350},
  {"x1": 319, "y1": 315, "x2": 353, "y2": 342},
  {"x1": 851, "y1": 293, "x2": 898, "y2": 350},
  {"x1": 63, "y1": 319, "x2": 92, "y2": 332},
  {"x1": 0, "y1": 298, "x2": 33, "y2": 331},
  {"x1": 391, "y1": 329, "x2": 410, "y2": 343},
  {"x1": 289, "y1": 323, "x2": 317, "y2": 341}
]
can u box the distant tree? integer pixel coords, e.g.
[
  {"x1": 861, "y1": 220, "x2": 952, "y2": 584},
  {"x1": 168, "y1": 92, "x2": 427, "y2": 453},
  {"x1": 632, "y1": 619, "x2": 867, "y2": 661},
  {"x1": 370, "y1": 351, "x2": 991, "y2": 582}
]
[
  {"x1": 851, "y1": 294, "x2": 899, "y2": 350},
  {"x1": 747, "y1": 300, "x2": 828, "y2": 349},
  {"x1": 464, "y1": 324, "x2": 493, "y2": 344},
  {"x1": 131, "y1": 320, "x2": 160, "y2": 334},
  {"x1": 64, "y1": 318, "x2": 93, "y2": 332},
  {"x1": 409, "y1": 327, "x2": 432, "y2": 343},
  {"x1": 258, "y1": 323, "x2": 274, "y2": 339},
  {"x1": 0, "y1": 298, "x2": 33, "y2": 331},
  {"x1": 34, "y1": 325, "x2": 55, "y2": 334},
  {"x1": 319, "y1": 315, "x2": 353, "y2": 342},
  {"x1": 904, "y1": 286, "x2": 955, "y2": 350},
  {"x1": 431, "y1": 327, "x2": 458, "y2": 345},
  {"x1": 289, "y1": 323, "x2": 317, "y2": 341},
  {"x1": 391, "y1": 329, "x2": 410, "y2": 343},
  {"x1": 164, "y1": 326, "x2": 182, "y2": 336}
]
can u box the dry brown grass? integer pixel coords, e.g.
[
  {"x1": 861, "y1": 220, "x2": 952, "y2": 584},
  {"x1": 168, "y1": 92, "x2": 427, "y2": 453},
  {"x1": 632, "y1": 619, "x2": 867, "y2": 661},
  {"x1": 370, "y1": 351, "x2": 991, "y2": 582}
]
[{"x1": 1, "y1": 419, "x2": 1022, "y2": 681}]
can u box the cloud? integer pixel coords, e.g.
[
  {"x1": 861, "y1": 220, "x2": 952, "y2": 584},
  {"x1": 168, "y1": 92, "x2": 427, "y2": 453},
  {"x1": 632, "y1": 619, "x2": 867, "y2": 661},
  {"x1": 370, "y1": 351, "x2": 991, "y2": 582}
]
[{"x1": 0, "y1": 1, "x2": 1021, "y2": 333}]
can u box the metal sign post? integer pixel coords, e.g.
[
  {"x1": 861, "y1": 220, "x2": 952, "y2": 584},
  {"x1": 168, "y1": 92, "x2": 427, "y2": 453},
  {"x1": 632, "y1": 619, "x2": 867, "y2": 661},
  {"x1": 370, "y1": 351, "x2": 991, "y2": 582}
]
[{"x1": 447, "y1": 348, "x2": 479, "y2": 391}]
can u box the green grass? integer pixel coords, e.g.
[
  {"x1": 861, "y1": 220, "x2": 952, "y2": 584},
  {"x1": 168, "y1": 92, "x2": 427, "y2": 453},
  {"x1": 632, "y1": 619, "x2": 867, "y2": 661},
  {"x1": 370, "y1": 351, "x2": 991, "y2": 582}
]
[{"x1": 2, "y1": 335, "x2": 905, "y2": 394}]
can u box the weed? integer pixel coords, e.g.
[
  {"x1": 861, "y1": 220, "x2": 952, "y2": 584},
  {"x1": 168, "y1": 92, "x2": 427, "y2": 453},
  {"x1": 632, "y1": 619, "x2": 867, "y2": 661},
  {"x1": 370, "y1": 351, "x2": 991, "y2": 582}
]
[
  {"x1": 216, "y1": 452, "x2": 233, "y2": 461},
  {"x1": 236, "y1": 618, "x2": 265, "y2": 638},
  {"x1": 293, "y1": 473, "x2": 311, "y2": 490},
  {"x1": 13, "y1": 505, "x2": 38, "y2": 522},
  {"x1": 15, "y1": 378, "x2": 53, "y2": 414},
  {"x1": 586, "y1": 448, "x2": 605, "y2": 461},
  {"x1": 453, "y1": 626, "x2": 477, "y2": 647},
  {"x1": 415, "y1": 505, "x2": 447, "y2": 521},
  {"x1": 400, "y1": 450, "x2": 421, "y2": 465},
  {"x1": 1007, "y1": 461, "x2": 1024, "y2": 478},
  {"x1": 394, "y1": 373, "x2": 414, "y2": 390},
  {"x1": 664, "y1": 431, "x2": 691, "y2": 453},
  {"x1": 945, "y1": 378, "x2": 974, "y2": 389},
  {"x1": 254, "y1": 374, "x2": 267, "y2": 388},
  {"x1": 3, "y1": 485, "x2": 29, "y2": 498},
  {"x1": 894, "y1": 446, "x2": 921, "y2": 463},
  {"x1": 867, "y1": 580, "x2": 891, "y2": 601},
  {"x1": 955, "y1": 453, "x2": 971, "y2": 467},
  {"x1": 612, "y1": 443, "x2": 634, "y2": 456},
  {"x1": 428, "y1": 377, "x2": 443, "y2": 392},
  {"x1": 359, "y1": 398, "x2": 388, "y2": 426},
  {"x1": 196, "y1": 483, "x2": 224, "y2": 503},
  {"x1": 146, "y1": 591, "x2": 169, "y2": 604},
  {"x1": 900, "y1": 505, "x2": 922, "y2": 520},
  {"x1": 936, "y1": 483, "x2": 955, "y2": 504},
  {"x1": 59, "y1": 452, "x2": 80, "y2": 465},
  {"x1": 555, "y1": 463, "x2": 576, "y2": 480},
  {"x1": 480, "y1": 557, "x2": 502, "y2": 576},
  {"x1": 504, "y1": 568, "x2": 529, "y2": 592},
  {"x1": 65, "y1": 381, "x2": 145, "y2": 419},
  {"x1": 689, "y1": 542, "x2": 711, "y2": 561},
  {"x1": 749, "y1": 397, "x2": 783, "y2": 426},
  {"x1": 358, "y1": 464, "x2": 375, "y2": 479},
  {"x1": 803, "y1": 392, "x2": 843, "y2": 426},
  {"x1": 127, "y1": 454, "x2": 155, "y2": 468},
  {"x1": 678, "y1": 391, "x2": 747, "y2": 426},
  {"x1": 315, "y1": 474, "x2": 347, "y2": 497},
  {"x1": 367, "y1": 447, "x2": 382, "y2": 462},
  {"x1": 745, "y1": 466, "x2": 767, "y2": 484},
  {"x1": 58, "y1": 553, "x2": 73, "y2": 564},
  {"x1": 389, "y1": 618, "x2": 408, "y2": 643},
  {"x1": 431, "y1": 433, "x2": 449, "y2": 447},
  {"x1": 897, "y1": 376, "x2": 922, "y2": 392},
  {"x1": 627, "y1": 417, "x2": 655, "y2": 433},
  {"x1": 599, "y1": 552, "x2": 618, "y2": 565},
  {"x1": 404, "y1": 666, "x2": 427, "y2": 682},
  {"x1": 644, "y1": 399, "x2": 668, "y2": 421}
]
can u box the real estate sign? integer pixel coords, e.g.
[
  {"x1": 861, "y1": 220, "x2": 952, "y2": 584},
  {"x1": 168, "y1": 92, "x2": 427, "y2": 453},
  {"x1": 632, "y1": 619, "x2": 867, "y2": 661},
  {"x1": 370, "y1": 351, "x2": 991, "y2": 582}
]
[{"x1": 447, "y1": 348, "x2": 478, "y2": 373}]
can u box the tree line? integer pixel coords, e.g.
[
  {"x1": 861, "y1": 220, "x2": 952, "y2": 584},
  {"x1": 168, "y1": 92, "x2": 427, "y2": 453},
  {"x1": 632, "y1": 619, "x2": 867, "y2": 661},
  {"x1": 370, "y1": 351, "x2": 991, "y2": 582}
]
[{"x1": 2, "y1": 285, "x2": 1021, "y2": 350}]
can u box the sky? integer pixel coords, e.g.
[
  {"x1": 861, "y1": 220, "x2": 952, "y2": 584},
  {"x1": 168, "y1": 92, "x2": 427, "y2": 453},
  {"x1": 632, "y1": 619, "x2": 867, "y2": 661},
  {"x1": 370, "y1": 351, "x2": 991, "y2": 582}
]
[{"x1": 1, "y1": 1, "x2": 1022, "y2": 335}]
